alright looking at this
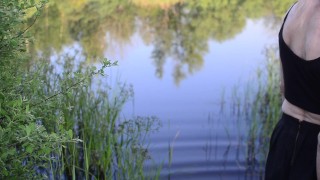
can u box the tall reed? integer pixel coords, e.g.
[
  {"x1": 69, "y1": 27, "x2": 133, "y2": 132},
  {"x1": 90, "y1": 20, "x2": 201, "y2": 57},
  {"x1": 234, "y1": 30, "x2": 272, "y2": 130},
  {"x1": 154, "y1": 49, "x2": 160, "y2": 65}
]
[
  {"x1": 39, "y1": 54, "x2": 161, "y2": 179},
  {"x1": 229, "y1": 46, "x2": 282, "y2": 178},
  {"x1": 247, "y1": 46, "x2": 282, "y2": 177}
]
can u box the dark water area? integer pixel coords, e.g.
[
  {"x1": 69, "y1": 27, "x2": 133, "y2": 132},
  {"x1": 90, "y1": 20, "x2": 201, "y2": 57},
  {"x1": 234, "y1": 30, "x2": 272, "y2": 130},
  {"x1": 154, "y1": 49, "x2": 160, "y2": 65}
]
[{"x1": 29, "y1": 0, "x2": 294, "y2": 179}]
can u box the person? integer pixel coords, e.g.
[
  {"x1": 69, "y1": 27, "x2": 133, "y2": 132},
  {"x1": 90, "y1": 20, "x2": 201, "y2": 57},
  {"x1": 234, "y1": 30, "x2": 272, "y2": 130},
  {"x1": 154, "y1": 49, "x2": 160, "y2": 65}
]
[{"x1": 265, "y1": 0, "x2": 320, "y2": 179}]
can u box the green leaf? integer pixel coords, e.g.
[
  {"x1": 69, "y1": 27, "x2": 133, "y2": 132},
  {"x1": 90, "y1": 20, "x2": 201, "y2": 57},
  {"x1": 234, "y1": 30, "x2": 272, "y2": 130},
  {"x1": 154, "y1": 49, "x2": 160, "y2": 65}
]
[
  {"x1": 1, "y1": 152, "x2": 8, "y2": 159},
  {"x1": 26, "y1": 104, "x2": 29, "y2": 113},
  {"x1": 10, "y1": 39, "x2": 18, "y2": 47},
  {"x1": 26, "y1": 145, "x2": 33, "y2": 153},
  {"x1": 8, "y1": 148, "x2": 15, "y2": 156},
  {"x1": 2, "y1": 169, "x2": 8, "y2": 176},
  {"x1": 67, "y1": 129, "x2": 73, "y2": 138},
  {"x1": 25, "y1": 125, "x2": 32, "y2": 136},
  {"x1": 8, "y1": 98, "x2": 22, "y2": 108},
  {"x1": 43, "y1": 147, "x2": 51, "y2": 154},
  {"x1": 0, "y1": 92, "x2": 5, "y2": 101},
  {"x1": 0, "y1": 109, "x2": 7, "y2": 116},
  {"x1": 0, "y1": 148, "x2": 15, "y2": 160},
  {"x1": 67, "y1": 91, "x2": 72, "y2": 99}
]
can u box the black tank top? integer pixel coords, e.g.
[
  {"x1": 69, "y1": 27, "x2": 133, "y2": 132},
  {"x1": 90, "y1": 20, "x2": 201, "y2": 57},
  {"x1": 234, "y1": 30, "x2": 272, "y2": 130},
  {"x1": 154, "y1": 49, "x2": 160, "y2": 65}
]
[{"x1": 279, "y1": 5, "x2": 320, "y2": 115}]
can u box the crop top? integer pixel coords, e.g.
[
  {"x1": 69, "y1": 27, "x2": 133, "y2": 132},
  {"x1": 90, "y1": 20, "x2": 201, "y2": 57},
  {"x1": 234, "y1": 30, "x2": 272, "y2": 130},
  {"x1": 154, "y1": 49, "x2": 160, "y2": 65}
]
[{"x1": 279, "y1": 5, "x2": 320, "y2": 115}]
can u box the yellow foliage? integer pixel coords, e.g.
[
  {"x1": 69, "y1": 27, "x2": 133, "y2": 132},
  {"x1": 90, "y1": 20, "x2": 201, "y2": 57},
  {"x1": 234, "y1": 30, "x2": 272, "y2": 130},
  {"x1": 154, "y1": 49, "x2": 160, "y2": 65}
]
[
  {"x1": 131, "y1": 0, "x2": 183, "y2": 9},
  {"x1": 65, "y1": 0, "x2": 90, "y2": 9},
  {"x1": 24, "y1": 7, "x2": 37, "y2": 19}
]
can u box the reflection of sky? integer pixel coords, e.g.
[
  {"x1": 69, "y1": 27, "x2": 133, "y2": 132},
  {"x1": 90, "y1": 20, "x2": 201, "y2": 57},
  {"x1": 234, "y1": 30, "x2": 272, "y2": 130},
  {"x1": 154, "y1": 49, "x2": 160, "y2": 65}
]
[
  {"x1": 102, "y1": 19, "x2": 279, "y2": 178},
  {"x1": 107, "y1": 19, "x2": 278, "y2": 120}
]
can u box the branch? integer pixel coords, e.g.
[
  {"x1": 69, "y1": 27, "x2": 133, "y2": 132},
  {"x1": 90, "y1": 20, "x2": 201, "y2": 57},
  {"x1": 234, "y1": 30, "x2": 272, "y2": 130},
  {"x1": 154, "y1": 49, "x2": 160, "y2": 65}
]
[
  {"x1": 30, "y1": 59, "x2": 114, "y2": 108},
  {"x1": 0, "y1": 4, "x2": 43, "y2": 51},
  {"x1": 30, "y1": 77, "x2": 88, "y2": 108}
]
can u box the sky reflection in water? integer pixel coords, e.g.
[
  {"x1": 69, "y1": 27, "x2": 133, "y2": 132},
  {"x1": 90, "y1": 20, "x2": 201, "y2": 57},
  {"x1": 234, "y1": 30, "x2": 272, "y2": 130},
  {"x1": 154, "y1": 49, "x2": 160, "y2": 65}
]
[
  {"x1": 30, "y1": 0, "x2": 291, "y2": 178},
  {"x1": 106, "y1": 20, "x2": 278, "y2": 179}
]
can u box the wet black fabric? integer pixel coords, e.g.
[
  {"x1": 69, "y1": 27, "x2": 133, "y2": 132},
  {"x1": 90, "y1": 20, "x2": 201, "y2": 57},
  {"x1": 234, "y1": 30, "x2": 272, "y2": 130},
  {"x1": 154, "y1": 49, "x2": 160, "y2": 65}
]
[
  {"x1": 279, "y1": 4, "x2": 320, "y2": 115},
  {"x1": 265, "y1": 113, "x2": 320, "y2": 180}
]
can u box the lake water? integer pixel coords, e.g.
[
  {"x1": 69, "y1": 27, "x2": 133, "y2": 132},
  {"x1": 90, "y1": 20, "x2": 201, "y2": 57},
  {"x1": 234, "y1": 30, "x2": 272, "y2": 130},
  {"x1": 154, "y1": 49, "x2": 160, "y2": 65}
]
[
  {"x1": 31, "y1": 1, "x2": 291, "y2": 179},
  {"x1": 113, "y1": 20, "x2": 277, "y2": 180}
]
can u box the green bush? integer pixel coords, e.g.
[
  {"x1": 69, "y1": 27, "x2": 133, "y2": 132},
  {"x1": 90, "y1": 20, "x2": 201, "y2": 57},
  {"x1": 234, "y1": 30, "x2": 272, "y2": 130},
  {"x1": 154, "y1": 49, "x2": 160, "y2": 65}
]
[{"x1": 0, "y1": 0, "x2": 77, "y2": 178}]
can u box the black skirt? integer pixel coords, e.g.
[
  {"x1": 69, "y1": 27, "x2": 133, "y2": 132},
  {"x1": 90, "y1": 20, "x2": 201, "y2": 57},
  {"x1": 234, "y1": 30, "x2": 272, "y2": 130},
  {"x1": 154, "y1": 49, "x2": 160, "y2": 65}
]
[{"x1": 265, "y1": 113, "x2": 320, "y2": 180}]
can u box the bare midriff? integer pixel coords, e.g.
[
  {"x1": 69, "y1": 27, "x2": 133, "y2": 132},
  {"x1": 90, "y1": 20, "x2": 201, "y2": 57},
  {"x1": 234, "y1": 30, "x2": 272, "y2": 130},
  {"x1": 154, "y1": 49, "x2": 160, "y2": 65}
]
[{"x1": 282, "y1": 99, "x2": 320, "y2": 125}]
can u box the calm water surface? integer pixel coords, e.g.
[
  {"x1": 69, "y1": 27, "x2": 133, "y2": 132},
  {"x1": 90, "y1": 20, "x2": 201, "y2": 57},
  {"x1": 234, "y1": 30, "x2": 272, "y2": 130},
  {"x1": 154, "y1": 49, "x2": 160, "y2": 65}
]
[
  {"x1": 114, "y1": 20, "x2": 277, "y2": 180},
  {"x1": 31, "y1": 1, "x2": 292, "y2": 179}
]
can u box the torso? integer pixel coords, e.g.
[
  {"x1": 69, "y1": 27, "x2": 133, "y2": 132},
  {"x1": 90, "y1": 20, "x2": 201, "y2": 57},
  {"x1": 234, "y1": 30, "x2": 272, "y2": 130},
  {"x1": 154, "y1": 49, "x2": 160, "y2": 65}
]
[
  {"x1": 282, "y1": 99, "x2": 320, "y2": 124},
  {"x1": 281, "y1": 1, "x2": 320, "y2": 124}
]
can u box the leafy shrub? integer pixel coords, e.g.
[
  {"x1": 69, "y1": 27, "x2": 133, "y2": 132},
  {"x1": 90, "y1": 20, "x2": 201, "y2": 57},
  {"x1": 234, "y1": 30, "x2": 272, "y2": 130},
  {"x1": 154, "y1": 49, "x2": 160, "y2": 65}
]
[{"x1": 0, "y1": 0, "x2": 76, "y2": 178}]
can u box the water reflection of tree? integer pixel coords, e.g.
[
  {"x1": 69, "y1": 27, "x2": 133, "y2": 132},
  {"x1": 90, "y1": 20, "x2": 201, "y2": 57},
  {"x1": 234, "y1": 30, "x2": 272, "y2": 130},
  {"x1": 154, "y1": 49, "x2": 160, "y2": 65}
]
[
  {"x1": 29, "y1": 0, "x2": 295, "y2": 83},
  {"x1": 31, "y1": 0, "x2": 135, "y2": 59},
  {"x1": 29, "y1": 4, "x2": 72, "y2": 57},
  {"x1": 140, "y1": 1, "x2": 248, "y2": 84},
  {"x1": 139, "y1": 3, "x2": 209, "y2": 84}
]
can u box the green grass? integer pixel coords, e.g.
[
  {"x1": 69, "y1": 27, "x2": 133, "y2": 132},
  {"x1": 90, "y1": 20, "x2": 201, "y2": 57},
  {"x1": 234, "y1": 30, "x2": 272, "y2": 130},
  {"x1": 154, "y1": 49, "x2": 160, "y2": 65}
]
[{"x1": 38, "y1": 55, "x2": 162, "y2": 179}]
